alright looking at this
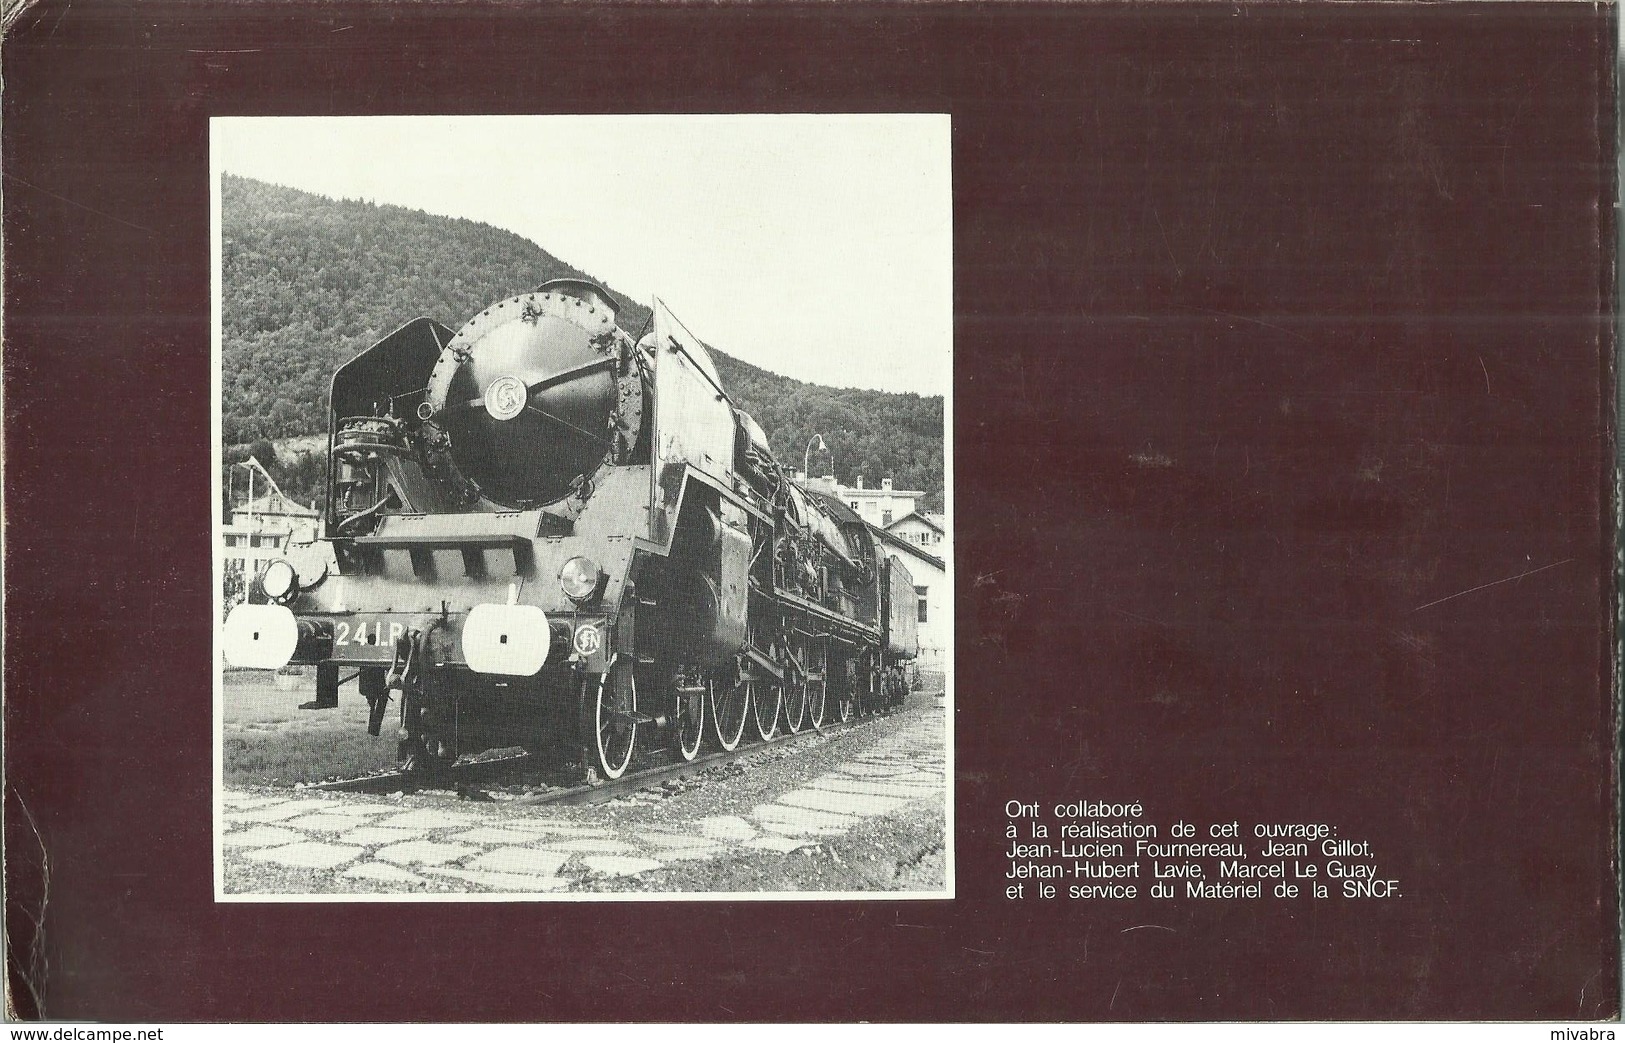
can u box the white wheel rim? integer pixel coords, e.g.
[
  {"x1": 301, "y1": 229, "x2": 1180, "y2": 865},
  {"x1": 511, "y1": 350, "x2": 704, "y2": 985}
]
[
  {"x1": 594, "y1": 671, "x2": 634, "y2": 779},
  {"x1": 710, "y1": 681, "x2": 746, "y2": 751},
  {"x1": 783, "y1": 638, "x2": 807, "y2": 733},
  {"x1": 784, "y1": 680, "x2": 806, "y2": 734},
  {"x1": 677, "y1": 682, "x2": 704, "y2": 761},
  {"x1": 751, "y1": 680, "x2": 779, "y2": 741},
  {"x1": 808, "y1": 641, "x2": 827, "y2": 729}
]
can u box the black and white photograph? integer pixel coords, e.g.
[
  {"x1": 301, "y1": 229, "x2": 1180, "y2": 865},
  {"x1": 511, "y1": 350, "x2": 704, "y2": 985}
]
[{"x1": 211, "y1": 114, "x2": 954, "y2": 900}]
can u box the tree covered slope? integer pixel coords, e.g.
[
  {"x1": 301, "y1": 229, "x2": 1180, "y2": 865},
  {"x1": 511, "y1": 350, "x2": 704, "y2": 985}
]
[{"x1": 221, "y1": 175, "x2": 944, "y2": 508}]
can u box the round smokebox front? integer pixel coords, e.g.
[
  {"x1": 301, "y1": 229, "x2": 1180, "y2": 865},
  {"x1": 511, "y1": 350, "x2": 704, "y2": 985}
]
[{"x1": 429, "y1": 292, "x2": 619, "y2": 508}]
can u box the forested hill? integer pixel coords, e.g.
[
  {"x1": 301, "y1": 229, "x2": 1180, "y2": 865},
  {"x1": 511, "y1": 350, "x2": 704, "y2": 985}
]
[{"x1": 221, "y1": 175, "x2": 944, "y2": 510}]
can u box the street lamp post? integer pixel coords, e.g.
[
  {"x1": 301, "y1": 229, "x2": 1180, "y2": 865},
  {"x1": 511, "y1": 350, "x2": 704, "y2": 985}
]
[
  {"x1": 234, "y1": 460, "x2": 256, "y2": 532},
  {"x1": 804, "y1": 433, "x2": 827, "y2": 480}
]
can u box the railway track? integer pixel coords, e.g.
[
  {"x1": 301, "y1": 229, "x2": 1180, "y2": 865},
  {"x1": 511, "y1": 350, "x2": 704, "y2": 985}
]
[{"x1": 308, "y1": 702, "x2": 910, "y2": 804}]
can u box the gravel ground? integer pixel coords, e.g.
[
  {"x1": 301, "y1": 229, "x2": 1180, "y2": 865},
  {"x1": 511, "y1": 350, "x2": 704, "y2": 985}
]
[
  {"x1": 581, "y1": 796, "x2": 946, "y2": 894},
  {"x1": 220, "y1": 692, "x2": 949, "y2": 897}
]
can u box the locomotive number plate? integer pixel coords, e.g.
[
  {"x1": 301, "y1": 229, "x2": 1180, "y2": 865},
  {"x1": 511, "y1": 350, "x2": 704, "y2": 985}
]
[{"x1": 332, "y1": 618, "x2": 406, "y2": 654}]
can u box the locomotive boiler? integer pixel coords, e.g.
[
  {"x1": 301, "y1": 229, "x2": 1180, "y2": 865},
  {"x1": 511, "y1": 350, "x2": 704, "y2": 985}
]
[{"x1": 223, "y1": 278, "x2": 918, "y2": 779}]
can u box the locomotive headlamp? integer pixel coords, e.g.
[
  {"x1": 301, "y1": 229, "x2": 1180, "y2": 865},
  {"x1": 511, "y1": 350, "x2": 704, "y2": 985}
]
[
  {"x1": 260, "y1": 559, "x2": 298, "y2": 603},
  {"x1": 559, "y1": 556, "x2": 605, "y2": 603}
]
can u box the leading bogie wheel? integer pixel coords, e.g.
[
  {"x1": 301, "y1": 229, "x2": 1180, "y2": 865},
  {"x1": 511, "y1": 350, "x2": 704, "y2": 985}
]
[
  {"x1": 749, "y1": 678, "x2": 781, "y2": 742},
  {"x1": 396, "y1": 686, "x2": 457, "y2": 777},
  {"x1": 398, "y1": 734, "x2": 457, "y2": 777},
  {"x1": 709, "y1": 678, "x2": 749, "y2": 752},
  {"x1": 580, "y1": 663, "x2": 636, "y2": 780}
]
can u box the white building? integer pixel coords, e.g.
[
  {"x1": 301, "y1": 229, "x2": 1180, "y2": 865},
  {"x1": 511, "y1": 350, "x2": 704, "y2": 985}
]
[
  {"x1": 222, "y1": 491, "x2": 320, "y2": 573},
  {"x1": 881, "y1": 514, "x2": 951, "y2": 670},
  {"x1": 797, "y1": 474, "x2": 924, "y2": 530}
]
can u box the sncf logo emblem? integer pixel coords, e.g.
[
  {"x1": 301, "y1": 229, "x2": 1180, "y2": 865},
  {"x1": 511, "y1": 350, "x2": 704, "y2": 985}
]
[
  {"x1": 484, "y1": 375, "x2": 528, "y2": 421},
  {"x1": 573, "y1": 623, "x2": 603, "y2": 657}
]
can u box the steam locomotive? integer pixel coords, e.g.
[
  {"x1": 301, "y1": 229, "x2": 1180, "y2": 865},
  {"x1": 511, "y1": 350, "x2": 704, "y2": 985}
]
[{"x1": 223, "y1": 278, "x2": 918, "y2": 779}]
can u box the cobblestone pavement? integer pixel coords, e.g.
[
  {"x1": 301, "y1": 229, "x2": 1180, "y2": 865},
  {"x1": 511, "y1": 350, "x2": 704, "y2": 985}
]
[{"x1": 220, "y1": 703, "x2": 946, "y2": 895}]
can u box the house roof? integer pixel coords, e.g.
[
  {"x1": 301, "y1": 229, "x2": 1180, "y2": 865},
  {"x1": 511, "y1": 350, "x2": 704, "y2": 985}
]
[
  {"x1": 869, "y1": 522, "x2": 945, "y2": 571},
  {"x1": 885, "y1": 511, "x2": 945, "y2": 534}
]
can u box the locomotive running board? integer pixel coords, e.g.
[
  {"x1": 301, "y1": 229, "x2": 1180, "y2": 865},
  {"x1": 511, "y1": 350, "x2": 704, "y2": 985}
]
[{"x1": 770, "y1": 587, "x2": 882, "y2": 641}]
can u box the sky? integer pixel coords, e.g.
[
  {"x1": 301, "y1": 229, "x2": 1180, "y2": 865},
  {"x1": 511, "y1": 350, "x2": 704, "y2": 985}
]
[{"x1": 212, "y1": 115, "x2": 952, "y2": 396}]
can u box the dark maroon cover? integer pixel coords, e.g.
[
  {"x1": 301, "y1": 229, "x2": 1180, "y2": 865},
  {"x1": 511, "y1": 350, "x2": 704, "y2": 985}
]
[{"x1": 3, "y1": 0, "x2": 1618, "y2": 1022}]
